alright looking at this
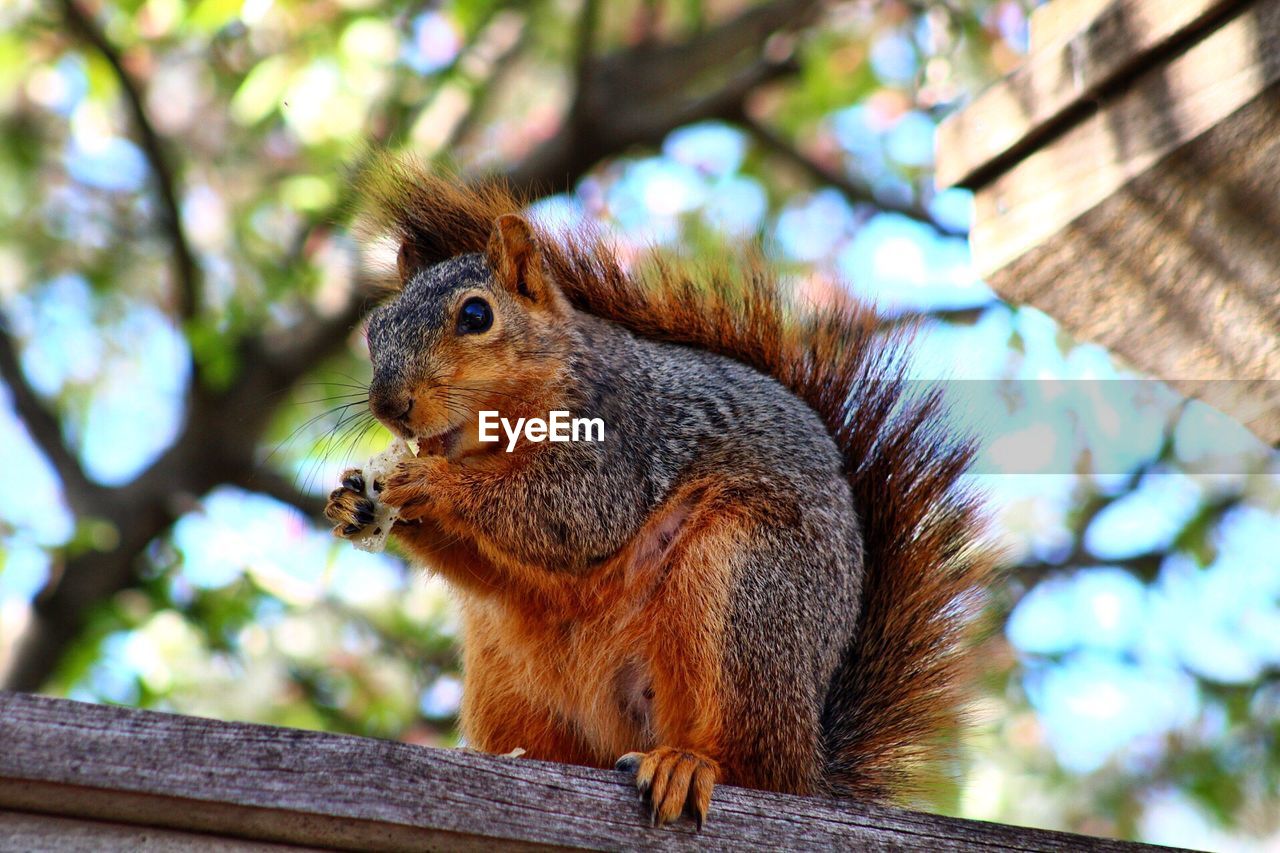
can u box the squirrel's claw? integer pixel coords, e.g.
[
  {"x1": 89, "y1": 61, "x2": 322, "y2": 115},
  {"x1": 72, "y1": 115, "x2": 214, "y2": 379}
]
[
  {"x1": 690, "y1": 762, "x2": 713, "y2": 829},
  {"x1": 325, "y1": 468, "x2": 376, "y2": 538},
  {"x1": 616, "y1": 747, "x2": 717, "y2": 830}
]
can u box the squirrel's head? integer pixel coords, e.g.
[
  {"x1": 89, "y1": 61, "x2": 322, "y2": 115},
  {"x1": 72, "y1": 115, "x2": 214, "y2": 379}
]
[{"x1": 365, "y1": 214, "x2": 572, "y2": 451}]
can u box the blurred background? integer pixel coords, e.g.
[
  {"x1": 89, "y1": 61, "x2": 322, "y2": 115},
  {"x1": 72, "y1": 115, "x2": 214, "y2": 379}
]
[{"x1": 0, "y1": 0, "x2": 1277, "y2": 848}]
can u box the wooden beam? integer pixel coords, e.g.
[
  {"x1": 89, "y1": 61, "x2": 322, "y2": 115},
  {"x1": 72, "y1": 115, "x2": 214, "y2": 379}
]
[
  {"x1": 0, "y1": 692, "x2": 1165, "y2": 851},
  {"x1": 949, "y1": 0, "x2": 1280, "y2": 445},
  {"x1": 982, "y1": 95, "x2": 1280, "y2": 446},
  {"x1": 968, "y1": 0, "x2": 1280, "y2": 278},
  {"x1": 1027, "y1": 0, "x2": 1115, "y2": 54},
  {"x1": 0, "y1": 811, "x2": 308, "y2": 852},
  {"x1": 936, "y1": 0, "x2": 1246, "y2": 189}
]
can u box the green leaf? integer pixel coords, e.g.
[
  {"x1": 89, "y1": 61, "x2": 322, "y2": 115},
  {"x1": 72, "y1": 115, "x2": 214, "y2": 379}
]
[
  {"x1": 187, "y1": 0, "x2": 244, "y2": 33},
  {"x1": 231, "y1": 55, "x2": 292, "y2": 126}
]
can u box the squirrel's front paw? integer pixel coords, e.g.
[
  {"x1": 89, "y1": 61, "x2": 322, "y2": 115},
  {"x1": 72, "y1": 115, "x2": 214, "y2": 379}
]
[
  {"x1": 324, "y1": 469, "x2": 377, "y2": 538},
  {"x1": 616, "y1": 747, "x2": 718, "y2": 829},
  {"x1": 381, "y1": 456, "x2": 448, "y2": 520}
]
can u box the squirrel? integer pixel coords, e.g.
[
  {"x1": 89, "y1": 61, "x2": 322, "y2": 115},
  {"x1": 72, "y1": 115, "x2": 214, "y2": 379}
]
[{"x1": 323, "y1": 157, "x2": 994, "y2": 828}]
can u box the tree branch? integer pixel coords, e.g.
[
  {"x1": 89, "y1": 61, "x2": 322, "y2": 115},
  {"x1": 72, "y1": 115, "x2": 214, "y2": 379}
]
[
  {"x1": 58, "y1": 0, "x2": 201, "y2": 322},
  {"x1": 573, "y1": 0, "x2": 602, "y2": 100},
  {"x1": 440, "y1": 13, "x2": 533, "y2": 155},
  {"x1": 2, "y1": 476, "x2": 172, "y2": 691},
  {"x1": 874, "y1": 301, "x2": 1002, "y2": 333},
  {"x1": 631, "y1": 53, "x2": 798, "y2": 137},
  {"x1": 251, "y1": 286, "x2": 380, "y2": 393},
  {"x1": 506, "y1": 0, "x2": 821, "y2": 196},
  {"x1": 0, "y1": 299, "x2": 369, "y2": 692},
  {"x1": 0, "y1": 324, "x2": 98, "y2": 514},
  {"x1": 592, "y1": 0, "x2": 821, "y2": 103},
  {"x1": 740, "y1": 115, "x2": 966, "y2": 236}
]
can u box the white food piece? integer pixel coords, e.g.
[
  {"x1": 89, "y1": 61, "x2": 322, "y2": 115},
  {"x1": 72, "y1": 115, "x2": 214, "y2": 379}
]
[{"x1": 351, "y1": 438, "x2": 417, "y2": 554}]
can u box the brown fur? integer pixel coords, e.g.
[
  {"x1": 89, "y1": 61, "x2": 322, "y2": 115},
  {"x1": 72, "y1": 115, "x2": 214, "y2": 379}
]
[
  {"x1": 383, "y1": 468, "x2": 736, "y2": 774},
  {"x1": 353, "y1": 155, "x2": 995, "y2": 804}
]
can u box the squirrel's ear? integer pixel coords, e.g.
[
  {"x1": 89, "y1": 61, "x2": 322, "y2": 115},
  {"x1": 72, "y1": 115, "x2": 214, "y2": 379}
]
[
  {"x1": 397, "y1": 240, "x2": 426, "y2": 286},
  {"x1": 485, "y1": 214, "x2": 547, "y2": 302}
]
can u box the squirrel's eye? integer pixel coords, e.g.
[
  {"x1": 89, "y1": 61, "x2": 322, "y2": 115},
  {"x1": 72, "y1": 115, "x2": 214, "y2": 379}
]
[{"x1": 457, "y1": 297, "x2": 493, "y2": 334}]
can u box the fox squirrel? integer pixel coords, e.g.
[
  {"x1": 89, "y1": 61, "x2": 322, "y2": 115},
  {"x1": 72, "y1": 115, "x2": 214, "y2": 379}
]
[{"x1": 323, "y1": 158, "x2": 993, "y2": 828}]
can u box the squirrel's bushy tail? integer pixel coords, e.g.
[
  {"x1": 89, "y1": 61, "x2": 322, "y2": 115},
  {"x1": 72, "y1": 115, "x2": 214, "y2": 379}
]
[
  {"x1": 549, "y1": 249, "x2": 996, "y2": 802},
  {"x1": 811, "y1": 339, "x2": 992, "y2": 801},
  {"x1": 357, "y1": 157, "x2": 995, "y2": 802}
]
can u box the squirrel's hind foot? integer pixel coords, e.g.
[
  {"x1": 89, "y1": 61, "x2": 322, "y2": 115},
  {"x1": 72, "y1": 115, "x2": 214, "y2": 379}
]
[
  {"x1": 616, "y1": 747, "x2": 717, "y2": 830},
  {"x1": 324, "y1": 469, "x2": 377, "y2": 537}
]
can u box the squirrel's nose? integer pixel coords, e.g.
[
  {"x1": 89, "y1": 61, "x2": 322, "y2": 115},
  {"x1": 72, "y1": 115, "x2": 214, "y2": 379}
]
[{"x1": 369, "y1": 386, "x2": 414, "y2": 427}]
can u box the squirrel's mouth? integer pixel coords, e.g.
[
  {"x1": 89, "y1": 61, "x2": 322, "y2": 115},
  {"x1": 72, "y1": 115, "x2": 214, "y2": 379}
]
[{"x1": 414, "y1": 423, "x2": 464, "y2": 458}]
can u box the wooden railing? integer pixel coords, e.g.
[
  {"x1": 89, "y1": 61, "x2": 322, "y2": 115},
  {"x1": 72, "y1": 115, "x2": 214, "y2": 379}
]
[{"x1": 0, "y1": 692, "x2": 1172, "y2": 851}]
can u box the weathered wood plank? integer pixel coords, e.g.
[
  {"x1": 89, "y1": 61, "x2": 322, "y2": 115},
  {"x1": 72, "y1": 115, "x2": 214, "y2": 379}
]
[
  {"x1": 0, "y1": 810, "x2": 320, "y2": 851},
  {"x1": 1027, "y1": 0, "x2": 1114, "y2": 54},
  {"x1": 951, "y1": 0, "x2": 1280, "y2": 445},
  {"x1": 0, "y1": 692, "x2": 1169, "y2": 851},
  {"x1": 983, "y1": 90, "x2": 1280, "y2": 445},
  {"x1": 968, "y1": 0, "x2": 1280, "y2": 276},
  {"x1": 936, "y1": 0, "x2": 1243, "y2": 188}
]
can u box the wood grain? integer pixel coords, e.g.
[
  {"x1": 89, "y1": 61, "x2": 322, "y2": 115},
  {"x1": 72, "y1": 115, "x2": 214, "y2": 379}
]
[
  {"x1": 936, "y1": 0, "x2": 1243, "y2": 188},
  {"x1": 984, "y1": 86, "x2": 1280, "y2": 445},
  {"x1": 0, "y1": 811, "x2": 319, "y2": 852},
  {"x1": 969, "y1": 0, "x2": 1280, "y2": 276},
  {"x1": 1028, "y1": 0, "x2": 1115, "y2": 54},
  {"x1": 0, "y1": 691, "x2": 1170, "y2": 851},
  {"x1": 951, "y1": 0, "x2": 1280, "y2": 445}
]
